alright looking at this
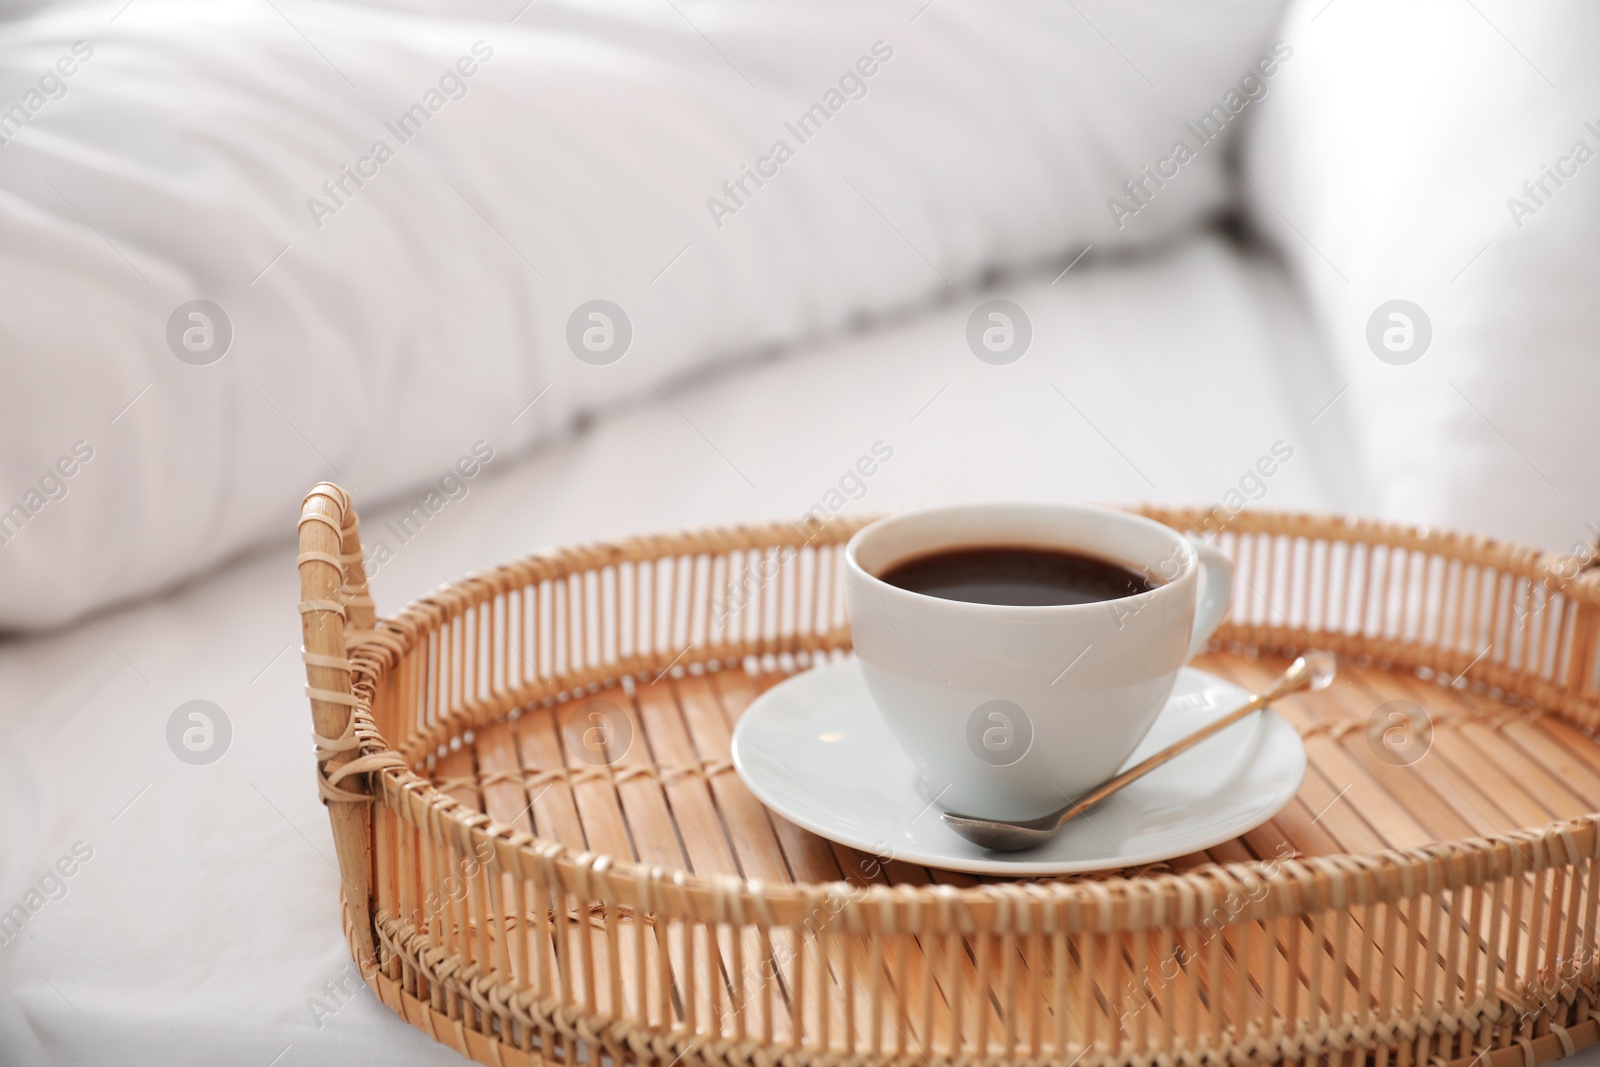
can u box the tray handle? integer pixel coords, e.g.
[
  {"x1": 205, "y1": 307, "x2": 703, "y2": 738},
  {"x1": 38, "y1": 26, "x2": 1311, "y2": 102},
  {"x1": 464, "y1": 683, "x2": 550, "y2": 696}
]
[{"x1": 297, "y1": 482, "x2": 382, "y2": 971}]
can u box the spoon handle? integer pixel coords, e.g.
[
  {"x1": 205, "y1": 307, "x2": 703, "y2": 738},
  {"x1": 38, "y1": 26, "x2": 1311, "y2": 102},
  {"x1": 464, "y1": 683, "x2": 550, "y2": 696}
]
[{"x1": 1052, "y1": 658, "x2": 1318, "y2": 829}]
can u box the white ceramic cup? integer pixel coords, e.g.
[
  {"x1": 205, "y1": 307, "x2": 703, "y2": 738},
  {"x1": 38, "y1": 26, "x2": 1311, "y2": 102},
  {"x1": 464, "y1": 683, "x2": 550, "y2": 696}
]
[{"x1": 843, "y1": 503, "x2": 1233, "y2": 822}]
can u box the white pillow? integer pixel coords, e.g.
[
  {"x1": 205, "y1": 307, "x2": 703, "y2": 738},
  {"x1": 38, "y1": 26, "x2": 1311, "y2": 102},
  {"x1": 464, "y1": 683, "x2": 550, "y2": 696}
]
[
  {"x1": 1245, "y1": 0, "x2": 1600, "y2": 554},
  {"x1": 0, "y1": 0, "x2": 1286, "y2": 627}
]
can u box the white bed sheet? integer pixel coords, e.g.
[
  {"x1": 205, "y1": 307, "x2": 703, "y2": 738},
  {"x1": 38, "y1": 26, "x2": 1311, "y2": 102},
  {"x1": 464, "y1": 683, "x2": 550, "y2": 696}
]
[{"x1": 3, "y1": 236, "x2": 1578, "y2": 1066}]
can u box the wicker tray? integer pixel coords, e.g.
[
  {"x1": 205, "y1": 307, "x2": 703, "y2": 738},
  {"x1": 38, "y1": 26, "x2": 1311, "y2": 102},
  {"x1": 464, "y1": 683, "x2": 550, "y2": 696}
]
[{"x1": 296, "y1": 485, "x2": 1600, "y2": 1067}]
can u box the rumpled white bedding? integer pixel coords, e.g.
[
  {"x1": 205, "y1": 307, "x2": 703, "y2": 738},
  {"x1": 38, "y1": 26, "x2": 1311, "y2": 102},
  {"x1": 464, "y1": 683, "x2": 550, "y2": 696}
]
[
  {"x1": 0, "y1": 234, "x2": 1361, "y2": 1066},
  {"x1": 1246, "y1": 0, "x2": 1600, "y2": 554},
  {"x1": 0, "y1": 0, "x2": 1286, "y2": 628}
]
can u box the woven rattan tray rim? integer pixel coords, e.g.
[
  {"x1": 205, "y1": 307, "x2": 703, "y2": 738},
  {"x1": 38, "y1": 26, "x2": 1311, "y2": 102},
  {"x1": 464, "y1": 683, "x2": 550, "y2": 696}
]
[{"x1": 304, "y1": 489, "x2": 1600, "y2": 932}]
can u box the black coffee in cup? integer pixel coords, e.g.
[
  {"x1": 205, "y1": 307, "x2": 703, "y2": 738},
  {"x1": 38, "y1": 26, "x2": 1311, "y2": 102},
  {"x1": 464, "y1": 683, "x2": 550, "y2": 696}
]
[{"x1": 878, "y1": 545, "x2": 1153, "y2": 607}]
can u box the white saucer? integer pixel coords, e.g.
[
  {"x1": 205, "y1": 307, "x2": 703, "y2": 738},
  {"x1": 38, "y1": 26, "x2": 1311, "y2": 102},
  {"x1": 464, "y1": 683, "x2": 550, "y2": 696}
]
[{"x1": 731, "y1": 659, "x2": 1305, "y2": 876}]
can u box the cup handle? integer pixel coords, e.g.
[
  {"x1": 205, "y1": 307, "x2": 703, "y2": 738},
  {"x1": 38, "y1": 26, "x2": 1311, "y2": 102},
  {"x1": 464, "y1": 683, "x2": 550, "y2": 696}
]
[{"x1": 1187, "y1": 539, "x2": 1234, "y2": 660}]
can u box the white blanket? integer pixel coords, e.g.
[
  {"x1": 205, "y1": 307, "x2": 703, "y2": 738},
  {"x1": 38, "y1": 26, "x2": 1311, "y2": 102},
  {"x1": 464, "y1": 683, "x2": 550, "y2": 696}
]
[{"x1": 0, "y1": 0, "x2": 1286, "y2": 628}]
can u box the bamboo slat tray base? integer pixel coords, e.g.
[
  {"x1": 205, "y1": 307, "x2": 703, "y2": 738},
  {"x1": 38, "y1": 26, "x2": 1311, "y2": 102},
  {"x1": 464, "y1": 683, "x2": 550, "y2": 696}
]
[
  {"x1": 296, "y1": 493, "x2": 1600, "y2": 1067},
  {"x1": 402, "y1": 655, "x2": 1600, "y2": 1058},
  {"x1": 358, "y1": 650, "x2": 1600, "y2": 1067}
]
